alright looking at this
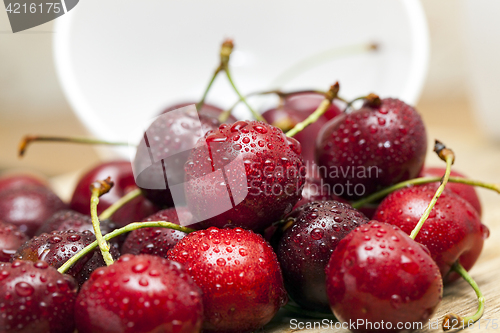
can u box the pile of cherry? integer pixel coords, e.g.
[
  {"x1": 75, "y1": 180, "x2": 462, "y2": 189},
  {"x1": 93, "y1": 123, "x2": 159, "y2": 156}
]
[{"x1": 0, "y1": 40, "x2": 494, "y2": 333}]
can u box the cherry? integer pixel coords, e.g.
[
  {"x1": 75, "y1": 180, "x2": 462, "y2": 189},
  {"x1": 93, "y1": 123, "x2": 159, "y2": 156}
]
[
  {"x1": 134, "y1": 106, "x2": 235, "y2": 208},
  {"x1": 184, "y1": 120, "x2": 306, "y2": 231},
  {"x1": 0, "y1": 173, "x2": 48, "y2": 194},
  {"x1": 316, "y1": 97, "x2": 427, "y2": 199},
  {"x1": 262, "y1": 92, "x2": 342, "y2": 164},
  {"x1": 74, "y1": 254, "x2": 203, "y2": 333},
  {"x1": 13, "y1": 230, "x2": 120, "y2": 286},
  {"x1": 0, "y1": 221, "x2": 28, "y2": 262},
  {"x1": 276, "y1": 200, "x2": 369, "y2": 312},
  {"x1": 0, "y1": 186, "x2": 67, "y2": 237},
  {"x1": 326, "y1": 222, "x2": 443, "y2": 332},
  {"x1": 419, "y1": 166, "x2": 482, "y2": 216},
  {"x1": 70, "y1": 161, "x2": 157, "y2": 227},
  {"x1": 372, "y1": 185, "x2": 488, "y2": 282},
  {"x1": 121, "y1": 207, "x2": 191, "y2": 258},
  {"x1": 0, "y1": 260, "x2": 78, "y2": 333},
  {"x1": 36, "y1": 210, "x2": 115, "y2": 236},
  {"x1": 293, "y1": 175, "x2": 348, "y2": 209},
  {"x1": 160, "y1": 101, "x2": 236, "y2": 122},
  {"x1": 168, "y1": 227, "x2": 287, "y2": 332}
]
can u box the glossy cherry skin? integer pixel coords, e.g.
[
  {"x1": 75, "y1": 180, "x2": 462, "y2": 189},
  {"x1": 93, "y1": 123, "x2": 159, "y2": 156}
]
[
  {"x1": 0, "y1": 221, "x2": 28, "y2": 262},
  {"x1": 0, "y1": 173, "x2": 48, "y2": 194},
  {"x1": 316, "y1": 98, "x2": 427, "y2": 200},
  {"x1": 75, "y1": 254, "x2": 203, "y2": 333},
  {"x1": 276, "y1": 200, "x2": 368, "y2": 311},
  {"x1": 184, "y1": 120, "x2": 306, "y2": 231},
  {"x1": 70, "y1": 161, "x2": 157, "y2": 227},
  {"x1": 13, "y1": 230, "x2": 120, "y2": 287},
  {"x1": 168, "y1": 227, "x2": 287, "y2": 333},
  {"x1": 293, "y1": 175, "x2": 348, "y2": 209},
  {"x1": 419, "y1": 167, "x2": 482, "y2": 216},
  {"x1": 262, "y1": 92, "x2": 343, "y2": 164},
  {"x1": 0, "y1": 260, "x2": 78, "y2": 333},
  {"x1": 326, "y1": 222, "x2": 443, "y2": 332},
  {"x1": 0, "y1": 186, "x2": 67, "y2": 237},
  {"x1": 121, "y1": 207, "x2": 191, "y2": 258},
  {"x1": 136, "y1": 103, "x2": 237, "y2": 208},
  {"x1": 373, "y1": 185, "x2": 487, "y2": 282},
  {"x1": 36, "y1": 210, "x2": 115, "y2": 235}
]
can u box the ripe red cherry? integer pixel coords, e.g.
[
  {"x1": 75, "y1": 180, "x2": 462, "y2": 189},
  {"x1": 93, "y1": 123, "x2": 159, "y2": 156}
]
[
  {"x1": 121, "y1": 207, "x2": 191, "y2": 258},
  {"x1": 0, "y1": 186, "x2": 67, "y2": 237},
  {"x1": 0, "y1": 221, "x2": 28, "y2": 262},
  {"x1": 372, "y1": 185, "x2": 488, "y2": 282},
  {"x1": 70, "y1": 161, "x2": 157, "y2": 227},
  {"x1": 262, "y1": 92, "x2": 342, "y2": 164},
  {"x1": 293, "y1": 175, "x2": 348, "y2": 209},
  {"x1": 419, "y1": 167, "x2": 482, "y2": 216},
  {"x1": 134, "y1": 105, "x2": 236, "y2": 208},
  {"x1": 184, "y1": 120, "x2": 306, "y2": 231},
  {"x1": 0, "y1": 173, "x2": 48, "y2": 194},
  {"x1": 75, "y1": 254, "x2": 203, "y2": 333},
  {"x1": 326, "y1": 222, "x2": 443, "y2": 332},
  {"x1": 168, "y1": 227, "x2": 287, "y2": 333},
  {"x1": 13, "y1": 230, "x2": 120, "y2": 286},
  {"x1": 316, "y1": 98, "x2": 427, "y2": 199},
  {"x1": 36, "y1": 210, "x2": 114, "y2": 235},
  {"x1": 276, "y1": 200, "x2": 368, "y2": 311},
  {"x1": 0, "y1": 260, "x2": 78, "y2": 333}
]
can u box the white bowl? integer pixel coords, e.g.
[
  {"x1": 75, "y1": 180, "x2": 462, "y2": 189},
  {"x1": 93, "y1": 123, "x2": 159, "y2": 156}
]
[{"x1": 53, "y1": 0, "x2": 429, "y2": 157}]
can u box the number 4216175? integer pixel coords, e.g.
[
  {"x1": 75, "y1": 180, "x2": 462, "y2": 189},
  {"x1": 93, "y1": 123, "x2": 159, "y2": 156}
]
[{"x1": 5, "y1": 3, "x2": 62, "y2": 14}]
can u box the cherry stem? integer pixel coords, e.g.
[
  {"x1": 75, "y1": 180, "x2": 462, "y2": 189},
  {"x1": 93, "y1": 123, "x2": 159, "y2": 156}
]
[
  {"x1": 283, "y1": 303, "x2": 337, "y2": 320},
  {"x1": 409, "y1": 140, "x2": 455, "y2": 240},
  {"x1": 224, "y1": 68, "x2": 264, "y2": 121},
  {"x1": 57, "y1": 220, "x2": 195, "y2": 274},
  {"x1": 196, "y1": 66, "x2": 222, "y2": 112},
  {"x1": 345, "y1": 93, "x2": 381, "y2": 111},
  {"x1": 442, "y1": 262, "x2": 484, "y2": 331},
  {"x1": 285, "y1": 82, "x2": 339, "y2": 137},
  {"x1": 351, "y1": 176, "x2": 500, "y2": 209},
  {"x1": 271, "y1": 42, "x2": 378, "y2": 87},
  {"x1": 90, "y1": 178, "x2": 116, "y2": 266},
  {"x1": 98, "y1": 188, "x2": 142, "y2": 221},
  {"x1": 18, "y1": 135, "x2": 132, "y2": 157}
]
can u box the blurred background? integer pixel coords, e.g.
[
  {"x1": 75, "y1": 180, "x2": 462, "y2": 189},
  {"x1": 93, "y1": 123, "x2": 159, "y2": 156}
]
[{"x1": 0, "y1": 0, "x2": 498, "y2": 182}]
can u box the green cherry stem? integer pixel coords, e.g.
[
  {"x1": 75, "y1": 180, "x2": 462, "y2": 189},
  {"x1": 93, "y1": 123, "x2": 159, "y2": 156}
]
[
  {"x1": 285, "y1": 82, "x2": 339, "y2": 137},
  {"x1": 18, "y1": 135, "x2": 132, "y2": 157},
  {"x1": 90, "y1": 178, "x2": 116, "y2": 266},
  {"x1": 57, "y1": 221, "x2": 195, "y2": 274},
  {"x1": 350, "y1": 176, "x2": 500, "y2": 210},
  {"x1": 98, "y1": 188, "x2": 142, "y2": 221},
  {"x1": 409, "y1": 140, "x2": 455, "y2": 240},
  {"x1": 442, "y1": 262, "x2": 485, "y2": 330}
]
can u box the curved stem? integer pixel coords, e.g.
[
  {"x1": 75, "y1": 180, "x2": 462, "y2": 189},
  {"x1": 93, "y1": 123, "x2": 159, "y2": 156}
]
[
  {"x1": 98, "y1": 188, "x2": 142, "y2": 221},
  {"x1": 286, "y1": 82, "x2": 339, "y2": 137},
  {"x1": 196, "y1": 66, "x2": 222, "y2": 112},
  {"x1": 442, "y1": 262, "x2": 484, "y2": 330},
  {"x1": 57, "y1": 221, "x2": 195, "y2": 274},
  {"x1": 224, "y1": 68, "x2": 264, "y2": 121},
  {"x1": 18, "y1": 135, "x2": 132, "y2": 157},
  {"x1": 90, "y1": 179, "x2": 115, "y2": 266},
  {"x1": 410, "y1": 141, "x2": 455, "y2": 240},
  {"x1": 283, "y1": 304, "x2": 337, "y2": 320},
  {"x1": 351, "y1": 176, "x2": 500, "y2": 209}
]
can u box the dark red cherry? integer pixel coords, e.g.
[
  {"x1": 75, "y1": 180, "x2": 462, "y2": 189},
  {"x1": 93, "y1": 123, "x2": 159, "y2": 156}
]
[
  {"x1": 326, "y1": 222, "x2": 443, "y2": 332},
  {"x1": 0, "y1": 186, "x2": 67, "y2": 237},
  {"x1": 184, "y1": 120, "x2": 306, "y2": 231},
  {"x1": 36, "y1": 210, "x2": 114, "y2": 235},
  {"x1": 75, "y1": 254, "x2": 203, "y2": 333},
  {"x1": 70, "y1": 160, "x2": 157, "y2": 227},
  {"x1": 419, "y1": 166, "x2": 482, "y2": 216},
  {"x1": 121, "y1": 207, "x2": 191, "y2": 258},
  {"x1": 134, "y1": 105, "x2": 235, "y2": 208},
  {"x1": 276, "y1": 200, "x2": 368, "y2": 311},
  {"x1": 13, "y1": 230, "x2": 120, "y2": 286},
  {"x1": 263, "y1": 92, "x2": 343, "y2": 164},
  {"x1": 0, "y1": 221, "x2": 28, "y2": 262},
  {"x1": 373, "y1": 185, "x2": 487, "y2": 282},
  {"x1": 168, "y1": 227, "x2": 287, "y2": 333},
  {"x1": 293, "y1": 175, "x2": 348, "y2": 209},
  {"x1": 0, "y1": 173, "x2": 48, "y2": 194},
  {"x1": 316, "y1": 98, "x2": 427, "y2": 199},
  {"x1": 0, "y1": 260, "x2": 78, "y2": 333}
]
